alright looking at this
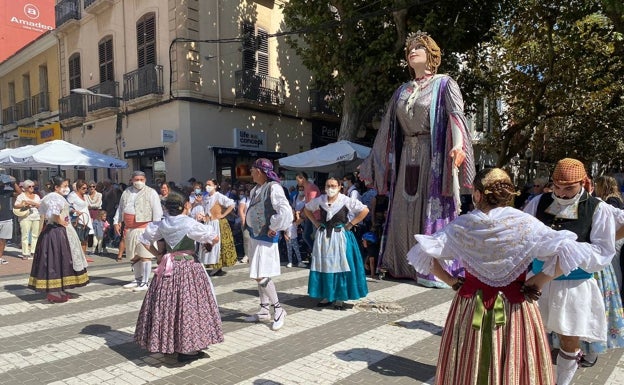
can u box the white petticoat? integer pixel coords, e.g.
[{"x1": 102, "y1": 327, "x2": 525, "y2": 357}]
[
  {"x1": 248, "y1": 238, "x2": 281, "y2": 279},
  {"x1": 198, "y1": 219, "x2": 221, "y2": 264},
  {"x1": 126, "y1": 227, "x2": 153, "y2": 259},
  {"x1": 538, "y1": 278, "x2": 607, "y2": 343}
]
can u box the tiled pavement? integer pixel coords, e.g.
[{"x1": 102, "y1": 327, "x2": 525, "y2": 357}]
[{"x1": 1, "y1": 248, "x2": 623, "y2": 385}]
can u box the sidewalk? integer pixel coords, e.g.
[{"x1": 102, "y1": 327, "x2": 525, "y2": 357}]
[{"x1": 0, "y1": 242, "x2": 124, "y2": 277}]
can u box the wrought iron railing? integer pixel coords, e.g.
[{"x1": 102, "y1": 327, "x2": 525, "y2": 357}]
[
  {"x1": 84, "y1": 0, "x2": 98, "y2": 8},
  {"x1": 59, "y1": 93, "x2": 85, "y2": 120},
  {"x1": 87, "y1": 80, "x2": 119, "y2": 111},
  {"x1": 123, "y1": 65, "x2": 164, "y2": 101},
  {"x1": 15, "y1": 99, "x2": 32, "y2": 121},
  {"x1": 235, "y1": 70, "x2": 284, "y2": 105},
  {"x1": 1, "y1": 106, "x2": 16, "y2": 124},
  {"x1": 55, "y1": 0, "x2": 81, "y2": 27},
  {"x1": 31, "y1": 92, "x2": 50, "y2": 114}
]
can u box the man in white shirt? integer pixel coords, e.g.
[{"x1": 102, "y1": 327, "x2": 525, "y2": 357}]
[{"x1": 114, "y1": 171, "x2": 163, "y2": 291}]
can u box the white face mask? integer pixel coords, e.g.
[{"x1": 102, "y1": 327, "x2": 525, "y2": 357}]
[
  {"x1": 326, "y1": 188, "x2": 340, "y2": 197},
  {"x1": 553, "y1": 193, "x2": 578, "y2": 206},
  {"x1": 133, "y1": 181, "x2": 145, "y2": 190},
  {"x1": 60, "y1": 187, "x2": 70, "y2": 196},
  {"x1": 205, "y1": 185, "x2": 214, "y2": 193}
]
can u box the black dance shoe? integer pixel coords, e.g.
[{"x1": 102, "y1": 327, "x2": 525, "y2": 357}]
[{"x1": 177, "y1": 351, "x2": 208, "y2": 363}]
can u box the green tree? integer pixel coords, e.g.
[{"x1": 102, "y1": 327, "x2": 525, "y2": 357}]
[
  {"x1": 280, "y1": 0, "x2": 505, "y2": 142},
  {"x1": 463, "y1": 0, "x2": 624, "y2": 169}
]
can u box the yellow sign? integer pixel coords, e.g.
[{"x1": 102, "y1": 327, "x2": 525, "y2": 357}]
[
  {"x1": 37, "y1": 122, "x2": 61, "y2": 143},
  {"x1": 17, "y1": 127, "x2": 37, "y2": 138}
]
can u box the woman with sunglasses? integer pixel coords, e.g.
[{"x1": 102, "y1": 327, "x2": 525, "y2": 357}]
[{"x1": 13, "y1": 179, "x2": 41, "y2": 260}]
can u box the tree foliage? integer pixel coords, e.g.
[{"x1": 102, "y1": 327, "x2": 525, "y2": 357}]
[
  {"x1": 280, "y1": 0, "x2": 505, "y2": 142},
  {"x1": 463, "y1": 0, "x2": 624, "y2": 171}
]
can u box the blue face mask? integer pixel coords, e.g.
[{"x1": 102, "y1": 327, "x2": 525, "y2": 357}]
[{"x1": 194, "y1": 188, "x2": 202, "y2": 195}]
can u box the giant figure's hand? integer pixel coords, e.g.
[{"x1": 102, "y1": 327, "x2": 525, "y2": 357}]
[{"x1": 449, "y1": 148, "x2": 466, "y2": 168}]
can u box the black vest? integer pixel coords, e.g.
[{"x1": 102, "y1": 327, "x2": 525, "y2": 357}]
[{"x1": 535, "y1": 191, "x2": 598, "y2": 243}]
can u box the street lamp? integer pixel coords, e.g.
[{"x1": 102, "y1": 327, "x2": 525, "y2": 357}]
[{"x1": 70, "y1": 88, "x2": 122, "y2": 100}]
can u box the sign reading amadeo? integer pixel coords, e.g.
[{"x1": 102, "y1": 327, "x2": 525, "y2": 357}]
[
  {"x1": 0, "y1": 1, "x2": 55, "y2": 62},
  {"x1": 234, "y1": 128, "x2": 267, "y2": 151}
]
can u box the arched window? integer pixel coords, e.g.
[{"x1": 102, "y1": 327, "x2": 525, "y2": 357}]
[{"x1": 137, "y1": 13, "x2": 156, "y2": 67}]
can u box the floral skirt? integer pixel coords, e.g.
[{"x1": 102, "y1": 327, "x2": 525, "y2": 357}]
[
  {"x1": 134, "y1": 259, "x2": 224, "y2": 354},
  {"x1": 28, "y1": 224, "x2": 89, "y2": 292},
  {"x1": 206, "y1": 218, "x2": 237, "y2": 269}
]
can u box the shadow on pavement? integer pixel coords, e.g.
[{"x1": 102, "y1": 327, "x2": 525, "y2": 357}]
[{"x1": 334, "y1": 347, "x2": 436, "y2": 381}]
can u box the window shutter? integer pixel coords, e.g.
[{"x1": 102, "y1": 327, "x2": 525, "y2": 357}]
[
  {"x1": 98, "y1": 37, "x2": 114, "y2": 82},
  {"x1": 137, "y1": 13, "x2": 156, "y2": 68},
  {"x1": 69, "y1": 54, "x2": 81, "y2": 90},
  {"x1": 257, "y1": 29, "x2": 268, "y2": 76},
  {"x1": 242, "y1": 22, "x2": 256, "y2": 71}
]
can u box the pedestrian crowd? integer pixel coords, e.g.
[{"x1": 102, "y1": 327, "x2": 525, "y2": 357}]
[{"x1": 3, "y1": 30, "x2": 624, "y2": 385}]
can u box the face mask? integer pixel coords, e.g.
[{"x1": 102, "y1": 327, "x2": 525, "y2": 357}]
[
  {"x1": 60, "y1": 187, "x2": 70, "y2": 196},
  {"x1": 133, "y1": 181, "x2": 145, "y2": 190},
  {"x1": 553, "y1": 193, "x2": 578, "y2": 206},
  {"x1": 205, "y1": 186, "x2": 214, "y2": 193},
  {"x1": 343, "y1": 181, "x2": 349, "y2": 188},
  {"x1": 194, "y1": 188, "x2": 202, "y2": 195},
  {"x1": 326, "y1": 188, "x2": 339, "y2": 197},
  {"x1": 298, "y1": 192, "x2": 304, "y2": 198}
]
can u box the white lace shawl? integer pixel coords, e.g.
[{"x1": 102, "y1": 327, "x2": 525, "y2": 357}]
[
  {"x1": 407, "y1": 206, "x2": 581, "y2": 287},
  {"x1": 140, "y1": 214, "x2": 219, "y2": 249}
]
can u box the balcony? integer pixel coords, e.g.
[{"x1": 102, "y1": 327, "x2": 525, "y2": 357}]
[
  {"x1": 309, "y1": 89, "x2": 340, "y2": 121},
  {"x1": 123, "y1": 65, "x2": 164, "y2": 108},
  {"x1": 55, "y1": 0, "x2": 81, "y2": 32},
  {"x1": 86, "y1": 80, "x2": 120, "y2": 119},
  {"x1": 59, "y1": 93, "x2": 85, "y2": 126},
  {"x1": 15, "y1": 99, "x2": 32, "y2": 121},
  {"x1": 31, "y1": 92, "x2": 50, "y2": 115},
  {"x1": 1, "y1": 106, "x2": 16, "y2": 126},
  {"x1": 84, "y1": 0, "x2": 115, "y2": 15},
  {"x1": 235, "y1": 70, "x2": 284, "y2": 111}
]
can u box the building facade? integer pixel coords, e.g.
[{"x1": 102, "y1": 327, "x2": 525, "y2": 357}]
[{"x1": 51, "y1": 0, "x2": 328, "y2": 186}]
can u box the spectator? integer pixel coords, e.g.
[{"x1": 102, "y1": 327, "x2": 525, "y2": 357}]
[{"x1": 13, "y1": 179, "x2": 41, "y2": 260}]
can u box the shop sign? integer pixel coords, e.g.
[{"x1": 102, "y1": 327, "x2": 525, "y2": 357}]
[
  {"x1": 234, "y1": 128, "x2": 267, "y2": 151},
  {"x1": 161, "y1": 129, "x2": 177, "y2": 143},
  {"x1": 18, "y1": 127, "x2": 37, "y2": 138},
  {"x1": 37, "y1": 122, "x2": 61, "y2": 143}
]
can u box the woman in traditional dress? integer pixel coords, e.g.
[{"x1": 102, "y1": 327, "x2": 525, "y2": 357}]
[
  {"x1": 28, "y1": 176, "x2": 89, "y2": 303},
  {"x1": 134, "y1": 191, "x2": 223, "y2": 363},
  {"x1": 197, "y1": 179, "x2": 237, "y2": 276},
  {"x1": 359, "y1": 31, "x2": 475, "y2": 287},
  {"x1": 303, "y1": 177, "x2": 369, "y2": 310},
  {"x1": 406, "y1": 168, "x2": 602, "y2": 385}
]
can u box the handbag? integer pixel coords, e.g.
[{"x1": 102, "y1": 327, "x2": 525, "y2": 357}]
[
  {"x1": 73, "y1": 212, "x2": 90, "y2": 242},
  {"x1": 74, "y1": 223, "x2": 90, "y2": 242},
  {"x1": 13, "y1": 207, "x2": 30, "y2": 217}
]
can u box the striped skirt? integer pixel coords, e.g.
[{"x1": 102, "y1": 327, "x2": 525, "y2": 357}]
[{"x1": 435, "y1": 293, "x2": 554, "y2": 385}]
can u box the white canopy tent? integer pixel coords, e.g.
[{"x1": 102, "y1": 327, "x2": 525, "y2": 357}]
[
  {"x1": 0, "y1": 140, "x2": 127, "y2": 170},
  {"x1": 278, "y1": 140, "x2": 371, "y2": 176}
]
